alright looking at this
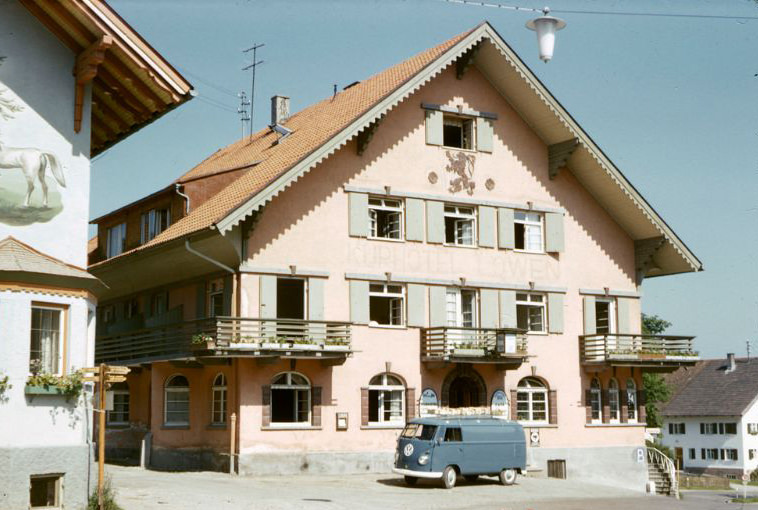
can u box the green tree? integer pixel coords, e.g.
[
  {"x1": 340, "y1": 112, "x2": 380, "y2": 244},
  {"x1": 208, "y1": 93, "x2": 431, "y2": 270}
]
[{"x1": 642, "y1": 313, "x2": 673, "y2": 427}]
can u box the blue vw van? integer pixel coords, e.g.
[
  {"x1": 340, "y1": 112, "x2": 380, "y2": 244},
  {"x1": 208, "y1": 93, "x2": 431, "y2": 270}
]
[{"x1": 392, "y1": 416, "x2": 526, "y2": 488}]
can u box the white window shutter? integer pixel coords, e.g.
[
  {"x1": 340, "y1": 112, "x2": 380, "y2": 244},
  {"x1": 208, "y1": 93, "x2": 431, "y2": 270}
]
[
  {"x1": 545, "y1": 212, "x2": 565, "y2": 253},
  {"x1": 617, "y1": 297, "x2": 632, "y2": 334},
  {"x1": 308, "y1": 278, "x2": 325, "y2": 321},
  {"x1": 478, "y1": 206, "x2": 495, "y2": 248},
  {"x1": 426, "y1": 201, "x2": 445, "y2": 244},
  {"x1": 498, "y1": 208, "x2": 515, "y2": 249},
  {"x1": 583, "y1": 296, "x2": 596, "y2": 335},
  {"x1": 428, "y1": 286, "x2": 447, "y2": 327},
  {"x1": 348, "y1": 192, "x2": 369, "y2": 237},
  {"x1": 259, "y1": 275, "x2": 277, "y2": 319},
  {"x1": 407, "y1": 284, "x2": 426, "y2": 327},
  {"x1": 349, "y1": 280, "x2": 369, "y2": 324},
  {"x1": 499, "y1": 290, "x2": 517, "y2": 328},
  {"x1": 480, "y1": 289, "x2": 498, "y2": 328},
  {"x1": 425, "y1": 110, "x2": 443, "y2": 145},
  {"x1": 476, "y1": 117, "x2": 493, "y2": 153},
  {"x1": 405, "y1": 198, "x2": 424, "y2": 242},
  {"x1": 548, "y1": 293, "x2": 564, "y2": 333}
]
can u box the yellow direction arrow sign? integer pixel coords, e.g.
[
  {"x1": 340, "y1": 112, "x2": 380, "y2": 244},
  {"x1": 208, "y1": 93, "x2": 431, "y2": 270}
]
[
  {"x1": 106, "y1": 376, "x2": 127, "y2": 383},
  {"x1": 82, "y1": 376, "x2": 101, "y2": 383},
  {"x1": 107, "y1": 366, "x2": 130, "y2": 375},
  {"x1": 80, "y1": 367, "x2": 100, "y2": 374}
]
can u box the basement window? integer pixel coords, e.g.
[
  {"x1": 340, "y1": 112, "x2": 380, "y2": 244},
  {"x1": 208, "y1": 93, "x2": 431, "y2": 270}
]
[
  {"x1": 443, "y1": 115, "x2": 474, "y2": 150},
  {"x1": 30, "y1": 474, "x2": 61, "y2": 509},
  {"x1": 368, "y1": 198, "x2": 403, "y2": 240}
]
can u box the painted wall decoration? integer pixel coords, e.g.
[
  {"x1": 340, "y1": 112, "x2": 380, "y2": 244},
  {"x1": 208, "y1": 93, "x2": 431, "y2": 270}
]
[
  {"x1": 491, "y1": 389, "x2": 509, "y2": 418},
  {"x1": 445, "y1": 150, "x2": 476, "y2": 195},
  {"x1": 0, "y1": 56, "x2": 66, "y2": 226},
  {"x1": 419, "y1": 387, "x2": 439, "y2": 417}
]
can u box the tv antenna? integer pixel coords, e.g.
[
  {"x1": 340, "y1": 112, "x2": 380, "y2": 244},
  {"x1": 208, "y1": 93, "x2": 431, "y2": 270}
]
[
  {"x1": 237, "y1": 91, "x2": 250, "y2": 139},
  {"x1": 242, "y1": 43, "x2": 265, "y2": 140}
]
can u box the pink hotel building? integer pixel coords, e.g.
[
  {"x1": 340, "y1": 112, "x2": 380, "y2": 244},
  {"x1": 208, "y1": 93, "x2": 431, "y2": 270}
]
[{"x1": 89, "y1": 23, "x2": 702, "y2": 490}]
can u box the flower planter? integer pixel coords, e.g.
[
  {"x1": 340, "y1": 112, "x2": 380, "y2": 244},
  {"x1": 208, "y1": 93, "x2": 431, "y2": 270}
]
[
  {"x1": 608, "y1": 354, "x2": 638, "y2": 360},
  {"x1": 323, "y1": 344, "x2": 350, "y2": 352},
  {"x1": 191, "y1": 340, "x2": 215, "y2": 350},
  {"x1": 640, "y1": 353, "x2": 666, "y2": 360},
  {"x1": 262, "y1": 342, "x2": 283, "y2": 350},
  {"x1": 25, "y1": 384, "x2": 66, "y2": 396},
  {"x1": 291, "y1": 343, "x2": 320, "y2": 351},
  {"x1": 453, "y1": 348, "x2": 486, "y2": 357}
]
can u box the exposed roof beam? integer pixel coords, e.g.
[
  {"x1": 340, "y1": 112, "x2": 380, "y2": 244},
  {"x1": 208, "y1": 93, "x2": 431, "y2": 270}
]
[
  {"x1": 74, "y1": 35, "x2": 113, "y2": 133},
  {"x1": 548, "y1": 138, "x2": 579, "y2": 180},
  {"x1": 635, "y1": 236, "x2": 666, "y2": 284},
  {"x1": 19, "y1": 0, "x2": 83, "y2": 52},
  {"x1": 96, "y1": 70, "x2": 151, "y2": 121}
]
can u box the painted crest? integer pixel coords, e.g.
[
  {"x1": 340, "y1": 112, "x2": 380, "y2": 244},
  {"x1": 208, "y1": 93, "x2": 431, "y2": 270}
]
[{"x1": 445, "y1": 150, "x2": 476, "y2": 195}]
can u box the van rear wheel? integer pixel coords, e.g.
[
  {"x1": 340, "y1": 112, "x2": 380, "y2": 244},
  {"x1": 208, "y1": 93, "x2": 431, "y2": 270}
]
[
  {"x1": 404, "y1": 476, "x2": 418, "y2": 486},
  {"x1": 443, "y1": 466, "x2": 457, "y2": 489},
  {"x1": 499, "y1": 468, "x2": 517, "y2": 486}
]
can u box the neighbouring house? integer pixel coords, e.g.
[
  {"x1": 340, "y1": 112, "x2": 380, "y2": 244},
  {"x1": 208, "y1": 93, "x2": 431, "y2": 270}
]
[
  {"x1": 661, "y1": 354, "x2": 758, "y2": 478},
  {"x1": 0, "y1": 2, "x2": 192, "y2": 509},
  {"x1": 88, "y1": 22, "x2": 702, "y2": 491}
]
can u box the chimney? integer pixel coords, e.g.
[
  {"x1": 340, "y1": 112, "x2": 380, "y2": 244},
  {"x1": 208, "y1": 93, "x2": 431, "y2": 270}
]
[
  {"x1": 271, "y1": 95, "x2": 290, "y2": 125},
  {"x1": 726, "y1": 353, "x2": 737, "y2": 373}
]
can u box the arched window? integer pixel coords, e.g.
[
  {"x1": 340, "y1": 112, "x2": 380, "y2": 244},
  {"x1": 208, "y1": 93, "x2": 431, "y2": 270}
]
[
  {"x1": 211, "y1": 373, "x2": 227, "y2": 426},
  {"x1": 368, "y1": 374, "x2": 405, "y2": 425},
  {"x1": 107, "y1": 381, "x2": 129, "y2": 425},
  {"x1": 608, "y1": 379, "x2": 620, "y2": 423},
  {"x1": 590, "y1": 378, "x2": 602, "y2": 423},
  {"x1": 271, "y1": 372, "x2": 310, "y2": 424},
  {"x1": 516, "y1": 377, "x2": 548, "y2": 423},
  {"x1": 164, "y1": 375, "x2": 190, "y2": 426},
  {"x1": 626, "y1": 379, "x2": 638, "y2": 423}
]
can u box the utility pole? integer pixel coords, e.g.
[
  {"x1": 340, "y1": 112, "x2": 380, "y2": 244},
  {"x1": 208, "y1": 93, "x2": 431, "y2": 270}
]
[
  {"x1": 242, "y1": 43, "x2": 264, "y2": 140},
  {"x1": 237, "y1": 91, "x2": 250, "y2": 139}
]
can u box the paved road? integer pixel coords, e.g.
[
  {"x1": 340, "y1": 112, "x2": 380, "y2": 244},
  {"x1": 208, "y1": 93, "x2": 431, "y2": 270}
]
[{"x1": 107, "y1": 465, "x2": 740, "y2": 510}]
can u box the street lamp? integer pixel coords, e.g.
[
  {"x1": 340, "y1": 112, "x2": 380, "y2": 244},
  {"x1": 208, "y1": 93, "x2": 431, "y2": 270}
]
[{"x1": 526, "y1": 7, "x2": 567, "y2": 63}]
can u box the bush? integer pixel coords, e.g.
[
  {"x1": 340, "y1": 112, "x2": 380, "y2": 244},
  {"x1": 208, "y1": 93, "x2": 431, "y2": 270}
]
[{"x1": 87, "y1": 477, "x2": 123, "y2": 510}]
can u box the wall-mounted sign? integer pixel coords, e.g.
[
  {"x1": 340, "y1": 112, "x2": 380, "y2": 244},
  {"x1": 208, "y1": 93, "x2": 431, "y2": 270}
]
[
  {"x1": 491, "y1": 389, "x2": 508, "y2": 418},
  {"x1": 419, "y1": 388, "x2": 438, "y2": 417}
]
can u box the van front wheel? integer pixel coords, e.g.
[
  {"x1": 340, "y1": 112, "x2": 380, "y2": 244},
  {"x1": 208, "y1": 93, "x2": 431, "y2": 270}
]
[
  {"x1": 499, "y1": 468, "x2": 517, "y2": 486},
  {"x1": 404, "y1": 476, "x2": 418, "y2": 486},
  {"x1": 443, "y1": 466, "x2": 457, "y2": 489}
]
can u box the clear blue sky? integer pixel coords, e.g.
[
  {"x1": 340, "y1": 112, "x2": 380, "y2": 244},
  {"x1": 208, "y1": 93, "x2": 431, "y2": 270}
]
[{"x1": 92, "y1": 0, "x2": 758, "y2": 359}]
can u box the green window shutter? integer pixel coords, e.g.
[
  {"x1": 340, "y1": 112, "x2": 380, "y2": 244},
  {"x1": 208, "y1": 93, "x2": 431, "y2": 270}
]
[
  {"x1": 480, "y1": 289, "x2": 498, "y2": 328},
  {"x1": 259, "y1": 275, "x2": 277, "y2": 319},
  {"x1": 425, "y1": 110, "x2": 443, "y2": 146},
  {"x1": 476, "y1": 117, "x2": 493, "y2": 153},
  {"x1": 548, "y1": 293, "x2": 564, "y2": 334},
  {"x1": 497, "y1": 208, "x2": 515, "y2": 249},
  {"x1": 499, "y1": 290, "x2": 517, "y2": 328},
  {"x1": 348, "y1": 192, "x2": 369, "y2": 238},
  {"x1": 428, "y1": 286, "x2": 447, "y2": 327},
  {"x1": 478, "y1": 206, "x2": 495, "y2": 248},
  {"x1": 545, "y1": 212, "x2": 565, "y2": 253},
  {"x1": 405, "y1": 198, "x2": 425, "y2": 242},
  {"x1": 308, "y1": 278, "x2": 325, "y2": 321},
  {"x1": 223, "y1": 275, "x2": 233, "y2": 315},
  {"x1": 349, "y1": 280, "x2": 369, "y2": 325},
  {"x1": 196, "y1": 282, "x2": 207, "y2": 318},
  {"x1": 617, "y1": 297, "x2": 632, "y2": 334},
  {"x1": 407, "y1": 284, "x2": 426, "y2": 327},
  {"x1": 426, "y1": 201, "x2": 445, "y2": 244},
  {"x1": 583, "y1": 296, "x2": 596, "y2": 335}
]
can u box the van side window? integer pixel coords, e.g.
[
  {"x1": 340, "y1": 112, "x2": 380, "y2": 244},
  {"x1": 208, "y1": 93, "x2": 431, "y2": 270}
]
[{"x1": 444, "y1": 427, "x2": 462, "y2": 442}]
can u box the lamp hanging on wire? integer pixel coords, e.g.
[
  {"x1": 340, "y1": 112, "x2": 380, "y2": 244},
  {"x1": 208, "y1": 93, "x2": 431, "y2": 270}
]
[{"x1": 526, "y1": 7, "x2": 566, "y2": 63}]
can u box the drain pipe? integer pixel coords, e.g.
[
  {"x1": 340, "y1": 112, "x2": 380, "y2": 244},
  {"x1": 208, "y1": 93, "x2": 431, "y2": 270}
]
[
  {"x1": 184, "y1": 238, "x2": 237, "y2": 315},
  {"x1": 175, "y1": 183, "x2": 190, "y2": 215}
]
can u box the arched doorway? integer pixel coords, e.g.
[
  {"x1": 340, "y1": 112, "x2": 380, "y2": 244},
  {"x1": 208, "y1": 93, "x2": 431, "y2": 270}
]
[{"x1": 441, "y1": 367, "x2": 486, "y2": 408}]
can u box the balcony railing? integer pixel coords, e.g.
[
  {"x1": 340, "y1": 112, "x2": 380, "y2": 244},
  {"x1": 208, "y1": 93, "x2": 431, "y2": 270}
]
[
  {"x1": 96, "y1": 316, "x2": 352, "y2": 365},
  {"x1": 421, "y1": 327, "x2": 528, "y2": 365},
  {"x1": 580, "y1": 334, "x2": 698, "y2": 367}
]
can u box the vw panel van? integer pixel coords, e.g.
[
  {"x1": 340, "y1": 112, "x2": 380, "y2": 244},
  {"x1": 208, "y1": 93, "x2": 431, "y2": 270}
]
[{"x1": 392, "y1": 416, "x2": 526, "y2": 489}]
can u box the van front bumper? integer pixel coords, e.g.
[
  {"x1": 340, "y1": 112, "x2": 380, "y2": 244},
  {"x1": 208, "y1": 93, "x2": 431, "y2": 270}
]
[{"x1": 392, "y1": 467, "x2": 443, "y2": 479}]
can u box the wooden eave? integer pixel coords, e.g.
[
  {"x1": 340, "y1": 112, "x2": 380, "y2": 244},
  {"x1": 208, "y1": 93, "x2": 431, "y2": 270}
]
[{"x1": 21, "y1": 0, "x2": 193, "y2": 157}]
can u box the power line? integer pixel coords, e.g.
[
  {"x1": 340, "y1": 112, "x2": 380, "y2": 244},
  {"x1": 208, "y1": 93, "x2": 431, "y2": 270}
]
[{"x1": 176, "y1": 67, "x2": 240, "y2": 98}]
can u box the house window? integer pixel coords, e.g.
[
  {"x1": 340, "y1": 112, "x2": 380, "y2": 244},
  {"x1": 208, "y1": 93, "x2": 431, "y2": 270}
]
[
  {"x1": 446, "y1": 288, "x2": 477, "y2": 328},
  {"x1": 595, "y1": 299, "x2": 615, "y2": 334},
  {"x1": 211, "y1": 373, "x2": 227, "y2": 425},
  {"x1": 107, "y1": 382, "x2": 129, "y2": 425},
  {"x1": 369, "y1": 283, "x2": 404, "y2": 326},
  {"x1": 749, "y1": 423, "x2": 758, "y2": 435},
  {"x1": 106, "y1": 222, "x2": 127, "y2": 258},
  {"x1": 152, "y1": 291, "x2": 169, "y2": 316},
  {"x1": 702, "y1": 448, "x2": 719, "y2": 460},
  {"x1": 589, "y1": 378, "x2": 602, "y2": 423},
  {"x1": 444, "y1": 205, "x2": 476, "y2": 246},
  {"x1": 443, "y1": 115, "x2": 474, "y2": 150},
  {"x1": 101, "y1": 304, "x2": 116, "y2": 324},
  {"x1": 30, "y1": 474, "x2": 61, "y2": 508},
  {"x1": 368, "y1": 373, "x2": 405, "y2": 425},
  {"x1": 514, "y1": 211, "x2": 543, "y2": 252},
  {"x1": 668, "y1": 423, "x2": 686, "y2": 435},
  {"x1": 700, "y1": 423, "x2": 718, "y2": 435},
  {"x1": 124, "y1": 298, "x2": 139, "y2": 319},
  {"x1": 626, "y1": 379, "x2": 637, "y2": 423},
  {"x1": 516, "y1": 377, "x2": 548, "y2": 423},
  {"x1": 724, "y1": 423, "x2": 737, "y2": 434},
  {"x1": 271, "y1": 372, "x2": 310, "y2": 424},
  {"x1": 368, "y1": 198, "x2": 403, "y2": 240},
  {"x1": 164, "y1": 375, "x2": 190, "y2": 426},
  {"x1": 608, "y1": 378, "x2": 620, "y2": 422},
  {"x1": 516, "y1": 293, "x2": 546, "y2": 333},
  {"x1": 207, "y1": 279, "x2": 225, "y2": 318},
  {"x1": 722, "y1": 449, "x2": 738, "y2": 461},
  {"x1": 29, "y1": 306, "x2": 63, "y2": 375},
  {"x1": 689, "y1": 448, "x2": 696, "y2": 460},
  {"x1": 140, "y1": 207, "x2": 171, "y2": 244},
  {"x1": 750, "y1": 449, "x2": 756, "y2": 460}
]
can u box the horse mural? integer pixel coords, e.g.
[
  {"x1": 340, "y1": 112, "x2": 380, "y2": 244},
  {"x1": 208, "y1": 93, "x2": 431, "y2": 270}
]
[{"x1": 0, "y1": 142, "x2": 66, "y2": 207}]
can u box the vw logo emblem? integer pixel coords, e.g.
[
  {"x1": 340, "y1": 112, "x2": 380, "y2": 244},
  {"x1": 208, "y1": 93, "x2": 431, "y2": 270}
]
[{"x1": 403, "y1": 444, "x2": 414, "y2": 457}]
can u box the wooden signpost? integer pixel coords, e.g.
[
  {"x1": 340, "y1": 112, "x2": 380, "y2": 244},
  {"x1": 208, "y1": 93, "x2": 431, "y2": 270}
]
[{"x1": 81, "y1": 364, "x2": 130, "y2": 510}]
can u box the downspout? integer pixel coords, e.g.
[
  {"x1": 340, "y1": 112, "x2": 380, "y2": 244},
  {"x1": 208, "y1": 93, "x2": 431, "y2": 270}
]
[
  {"x1": 175, "y1": 183, "x2": 190, "y2": 215},
  {"x1": 183, "y1": 238, "x2": 238, "y2": 315}
]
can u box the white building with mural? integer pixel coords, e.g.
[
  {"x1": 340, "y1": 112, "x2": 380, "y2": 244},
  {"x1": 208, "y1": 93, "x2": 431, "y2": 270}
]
[{"x1": 0, "y1": 2, "x2": 191, "y2": 508}]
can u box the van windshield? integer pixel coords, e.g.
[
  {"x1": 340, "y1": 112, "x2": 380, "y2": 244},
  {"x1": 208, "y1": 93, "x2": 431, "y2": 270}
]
[{"x1": 401, "y1": 423, "x2": 437, "y2": 440}]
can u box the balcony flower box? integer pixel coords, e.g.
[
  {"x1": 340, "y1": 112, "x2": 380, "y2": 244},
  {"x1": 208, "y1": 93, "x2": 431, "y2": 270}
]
[
  {"x1": 323, "y1": 344, "x2": 350, "y2": 352},
  {"x1": 262, "y1": 341, "x2": 283, "y2": 350},
  {"x1": 453, "y1": 348, "x2": 486, "y2": 357},
  {"x1": 608, "y1": 353, "x2": 638, "y2": 360},
  {"x1": 191, "y1": 334, "x2": 215, "y2": 350}
]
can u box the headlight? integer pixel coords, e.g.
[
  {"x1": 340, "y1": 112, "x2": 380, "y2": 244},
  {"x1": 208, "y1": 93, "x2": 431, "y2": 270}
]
[{"x1": 418, "y1": 452, "x2": 430, "y2": 466}]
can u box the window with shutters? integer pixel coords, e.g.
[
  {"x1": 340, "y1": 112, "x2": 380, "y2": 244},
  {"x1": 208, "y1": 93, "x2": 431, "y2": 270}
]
[
  {"x1": 748, "y1": 423, "x2": 758, "y2": 435},
  {"x1": 689, "y1": 448, "x2": 696, "y2": 460},
  {"x1": 151, "y1": 291, "x2": 169, "y2": 316},
  {"x1": 140, "y1": 207, "x2": 171, "y2": 244},
  {"x1": 514, "y1": 211, "x2": 543, "y2": 252},
  {"x1": 164, "y1": 375, "x2": 190, "y2": 426},
  {"x1": 724, "y1": 422, "x2": 737, "y2": 434},
  {"x1": 207, "y1": 278, "x2": 225, "y2": 317},
  {"x1": 107, "y1": 382, "x2": 129, "y2": 425},
  {"x1": 124, "y1": 298, "x2": 139, "y2": 319},
  {"x1": 30, "y1": 474, "x2": 61, "y2": 509},
  {"x1": 750, "y1": 449, "x2": 757, "y2": 460},
  {"x1": 106, "y1": 222, "x2": 127, "y2": 258},
  {"x1": 444, "y1": 205, "x2": 476, "y2": 246},
  {"x1": 369, "y1": 283, "x2": 404, "y2": 327},
  {"x1": 29, "y1": 305, "x2": 64, "y2": 375},
  {"x1": 723, "y1": 449, "x2": 738, "y2": 461},
  {"x1": 516, "y1": 293, "x2": 546, "y2": 333},
  {"x1": 271, "y1": 372, "x2": 311, "y2": 425},
  {"x1": 516, "y1": 377, "x2": 548, "y2": 424},
  {"x1": 589, "y1": 378, "x2": 602, "y2": 423},
  {"x1": 442, "y1": 114, "x2": 474, "y2": 150},
  {"x1": 368, "y1": 373, "x2": 405, "y2": 425},
  {"x1": 702, "y1": 448, "x2": 719, "y2": 460},
  {"x1": 368, "y1": 198, "x2": 403, "y2": 240},
  {"x1": 626, "y1": 379, "x2": 638, "y2": 423},
  {"x1": 595, "y1": 299, "x2": 616, "y2": 334},
  {"x1": 211, "y1": 373, "x2": 227, "y2": 426},
  {"x1": 101, "y1": 304, "x2": 116, "y2": 324},
  {"x1": 446, "y1": 288, "x2": 477, "y2": 327},
  {"x1": 668, "y1": 422, "x2": 686, "y2": 435},
  {"x1": 608, "y1": 378, "x2": 620, "y2": 423},
  {"x1": 700, "y1": 423, "x2": 718, "y2": 435}
]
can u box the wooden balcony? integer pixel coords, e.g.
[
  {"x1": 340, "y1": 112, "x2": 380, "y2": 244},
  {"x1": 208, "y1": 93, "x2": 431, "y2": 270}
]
[
  {"x1": 421, "y1": 327, "x2": 528, "y2": 369},
  {"x1": 96, "y1": 317, "x2": 352, "y2": 366},
  {"x1": 580, "y1": 334, "x2": 699, "y2": 372}
]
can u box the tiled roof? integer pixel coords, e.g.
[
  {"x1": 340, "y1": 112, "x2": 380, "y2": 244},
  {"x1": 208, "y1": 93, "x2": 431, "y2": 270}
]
[
  {"x1": 0, "y1": 237, "x2": 96, "y2": 280},
  {"x1": 662, "y1": 358, "x2": 758, "y2": 417},
  {"x1": 90, "y1": 25, "x2": 475, "y2": 267}
]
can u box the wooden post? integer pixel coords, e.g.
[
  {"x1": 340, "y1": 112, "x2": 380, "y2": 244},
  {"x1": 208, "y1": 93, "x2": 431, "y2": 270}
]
[
  {"x1": 98, "y1": 363, "x2": 106, "y2": 510},
  {"x1": 230, "y1": 412, "x2": 237, "y2": 475}
]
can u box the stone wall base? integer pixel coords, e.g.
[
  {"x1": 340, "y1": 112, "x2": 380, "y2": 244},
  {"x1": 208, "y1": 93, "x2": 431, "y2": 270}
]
[
  {"x1": 238, "y1": 450, "x2": 394, "y2": 476},
  {"x1": 150, "y1": 446, "x2": 229, "y2": 472},
  {"x1": 683, "y1": 467, "x2": 743, "y2": 479}
]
